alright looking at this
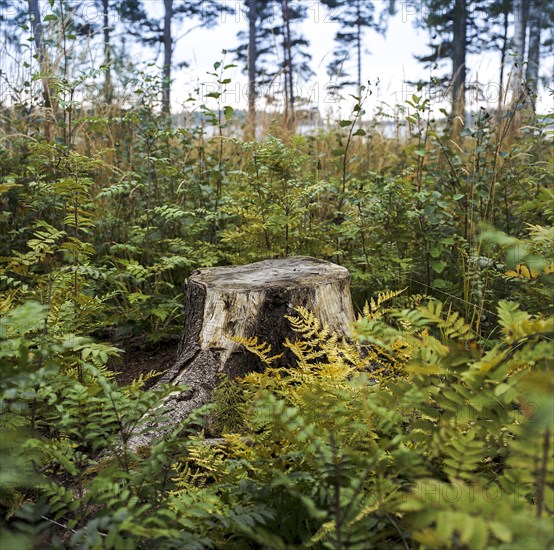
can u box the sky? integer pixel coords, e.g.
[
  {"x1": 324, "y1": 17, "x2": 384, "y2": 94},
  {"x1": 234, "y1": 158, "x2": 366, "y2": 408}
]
[
  {"x1": 154, "y1": 0, "x2": 451, "y2": 115},
  {"x1": 1, "y1": 1, "x2": 551, "y2": 117},
  {"x1": 139, "y1": 0, "x2": 551, "y2": 118}
]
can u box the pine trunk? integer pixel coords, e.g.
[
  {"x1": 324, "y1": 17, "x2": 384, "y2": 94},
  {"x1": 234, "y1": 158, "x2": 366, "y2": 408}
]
[
  {"x1": 451, "y1": 0, "x2": 467, "y2": 141},
  {"x1": 28, "y1": 0, "x2": 54, "y2": 138},
  {"x1": 356, "y1": 0, "x2": 362, "y2": 92},
  {"x1": 512, "y1": 0, "x2": 529, "y2": 98},
  {"x1": 102, "y1": 0, "x2": 112, "y2": 105},
  {"x1": 162, "y1": 0, "x2": 173, "y2": 115},
  {"x1": 526, "y1": 0, "x2": 543, "y2": 110},
  {"x1": 282, "y1": 0, "x2": 295, "y2": 127},
  {"x1": 246, "y1": 0, "x2": 258, "y2": 139},
  {"x1": 497, "y1": 8, "x2": 509, "y2": 122}
]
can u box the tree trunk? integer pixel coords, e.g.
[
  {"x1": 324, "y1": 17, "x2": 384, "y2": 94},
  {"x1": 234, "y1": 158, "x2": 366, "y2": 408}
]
[
  {"x1": 356, "y1": 0, "x2": 362, "y2": 92},
  {"x1": 27, "y1": 0, "x2": 54, "y2": 138},
  {"x1": 162, "y1": 0, "x2": 173, "y2": 115},
  {"x1": 102, "y1": 0, "x2": 113, "y2": 105},
  {"x1": 512, "y1": 0, "x2": 529, "y2": 98},
  {"x1": 246, "y1": 0, "x2": 257, "y2": 139},
  {"x1": 281, "y1": 0, "x2": 295, "y2": 127},
  {"x1": 451, "y1": 0, "x2": 467, "y2": 141},
  {"x1": 152, "y1": 257, "x2": 355, "y2": 430},
  {"x1": 497, "y1": 7, "x2": 509, "y2": 122},
  {"x1": 525, "y1": 0, "x2": 543, "y2": 110}
]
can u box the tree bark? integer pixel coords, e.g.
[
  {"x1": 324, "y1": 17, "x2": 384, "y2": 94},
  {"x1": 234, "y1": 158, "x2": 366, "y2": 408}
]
[
  {"x1": 497, "y1": 6, "x2": 510, "y2": 122},
  {"x1": 451, "y1": 0, "x2": 467, "y2": 141},
  {"x1": 281, "y1": 0, "x2": 295, "y2": 127},
  {"x1": 153, "y1": 257, "x2": 355, "y2": 428},
  {"x1": 162, "y1": 0, "x2": 173, "y2": 115},
  {"x1": 246, "y1": 0, "x2": 258, "y2": 139},
  {"x1": 27, "y1": 0, "x2": 54, "y2": 138},
  {"x1": 526, "y1": 0, "x2": 543, "y2": 110},
  {"x1": 102, "y1": 0, "x2": 113, "y2": 105},
  {"x1": 512, "y1": 0, "x2": 529, "y2": 97},
  {"x1": 356, "y1": 0, "x2": 362, "y2": 92}
]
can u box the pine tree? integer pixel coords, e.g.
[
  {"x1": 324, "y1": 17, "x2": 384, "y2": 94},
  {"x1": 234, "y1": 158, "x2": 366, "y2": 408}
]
[
  {"x1": 246, "y1": 0, "x2": 258, "y2": 137},
  {"x1": 523, "y1": 0, "x2": 552, "y2": 111},
  {"x1": 235, "y1": 0, "x2": 277, "y2": 137},
  {"x1": 233, "y1": 0, "x2": 311, "y2": 128},
  {"x1": 321, "y1": 0, "x2": 391, "y2": 93},
  {"x1": 512, "y1": 0, "x2": 528, "y2": 99},
  {"x1": 409, "y1": 0, "x2": 488, "y2": 138},
  {"x1": 27, "y1": 0, "x2": 53, "y2": 111},
  {"x1": 125, "y1": 0, "x2": 222, "y2": 116},
  {"x1": 97, "y1": 0, "x2": 147, "y2": 105}
]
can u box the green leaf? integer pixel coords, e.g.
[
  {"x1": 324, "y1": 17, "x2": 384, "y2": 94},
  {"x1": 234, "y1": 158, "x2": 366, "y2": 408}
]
[
  {"x1": 429, "y1": 246, "x2": 442, "y2": 259},
  {"x1": 468, "y1": 517, "x2": 489, "y2": 549},
  {"x1": 339, "y1": 120, "x2": 352, "y2": 128},
  {"x1": 223, "y1": 105, "x2": 234, "y2": 120},
  {"x1": 431, "y1": 260, "x2": 447, "y2": 274},
  {"x1": 489, "y1": 521, "x2": 513, "y2": 543},
  {"x1": 44, "y1": 14, "x2": 58, "y2": 22}
]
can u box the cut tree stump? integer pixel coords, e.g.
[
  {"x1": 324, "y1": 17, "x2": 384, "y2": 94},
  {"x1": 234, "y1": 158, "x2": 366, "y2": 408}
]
[{"x1": 138, "y1": 256, "x2": 355, "y2": 441}]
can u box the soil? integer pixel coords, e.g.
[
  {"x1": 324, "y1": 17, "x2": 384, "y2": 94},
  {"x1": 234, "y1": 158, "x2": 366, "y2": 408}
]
[{"x1": 106, "y1": 336, "x2": 180, "y2": 389}]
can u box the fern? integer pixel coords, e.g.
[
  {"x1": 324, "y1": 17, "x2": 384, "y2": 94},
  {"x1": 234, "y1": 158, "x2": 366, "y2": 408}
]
[
  {"x1": 285, "y1": 306, "x2": 329, "y2": 341},
  {"x1": 229, "y1": 335, "x2": 283, "y2": 366},
  {"x1": 415, "y1": 299, "x2": 474, "y2": 341},
  {"x1": 359, "y1": 287, "x2": 407, "y2": 321}
]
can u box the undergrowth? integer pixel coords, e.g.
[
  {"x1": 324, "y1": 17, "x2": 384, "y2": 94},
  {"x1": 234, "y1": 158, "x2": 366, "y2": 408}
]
[
  {"x1": 1, "y1": 60, "x2": 553, "y2": 549},
  {"x1": 1, "y1": 293, "x2": 552, "y2": 548}
]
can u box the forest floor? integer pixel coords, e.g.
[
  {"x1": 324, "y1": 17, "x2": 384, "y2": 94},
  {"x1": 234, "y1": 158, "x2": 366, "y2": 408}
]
[{"x1": 107, "y1": 338, "x2": 180, "y2": 388}]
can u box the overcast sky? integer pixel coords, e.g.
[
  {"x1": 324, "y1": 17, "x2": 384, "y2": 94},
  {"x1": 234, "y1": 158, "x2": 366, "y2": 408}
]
[
  {"x1": 139, "y1": 0, "x2": 548, "y2": 118},
  {"x1": 2, "y1": 1, "x2": 549, "y2": 117}
]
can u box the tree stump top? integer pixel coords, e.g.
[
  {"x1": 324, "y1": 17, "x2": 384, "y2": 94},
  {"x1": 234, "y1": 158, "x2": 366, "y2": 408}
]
[{"x1": 190, "y1": 256, "x2": 350, "y2": 290}]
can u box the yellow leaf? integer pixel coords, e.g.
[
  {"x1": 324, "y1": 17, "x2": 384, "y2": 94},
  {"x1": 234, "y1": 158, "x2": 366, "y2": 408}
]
[{"x1": 0, "y1": 182, "x2": 19, "y2": 194}]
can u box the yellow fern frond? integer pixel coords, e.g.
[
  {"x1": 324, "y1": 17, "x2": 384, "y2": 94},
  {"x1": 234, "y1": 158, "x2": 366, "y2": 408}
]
[
  {"x1": 228, "y1": 335, "x2": 283, "y2": 365},
  {"x1": 308, "y1": 520, "x2": 336, "y2": 546},
  {"x1": 360, "y1": 288, "x2": 407, "y2": 321},
  {"x1": 285, "y1": 307, "x2": 324, "y2": 338}
]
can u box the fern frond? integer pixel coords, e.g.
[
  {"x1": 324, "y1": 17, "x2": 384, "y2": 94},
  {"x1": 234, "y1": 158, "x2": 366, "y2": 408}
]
[
  {"x1": 285, "y1": 306, "x2": 325, "y2": 339},
  {"x1": 307, "y1": 520, "x2": 336, "y2": 546},
  {"x1": 497, "y1": 300, "x2": 554, "y2": 344},
  {"x1": 415, "y1": 300, "x2": 475, "y2": 341},
  {"x1": 229, "y1": 335, "x2": 283, "y2": 366},
  {"x1": 441, "y1": 430, "x2": 488, "y2": 481},
  {"x1": 360, "y1": 288, "x2": 407, "y2": 321}
]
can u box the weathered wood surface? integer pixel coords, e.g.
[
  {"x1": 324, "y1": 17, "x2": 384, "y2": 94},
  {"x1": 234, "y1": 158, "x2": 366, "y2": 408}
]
[{"x1": 137, "y1": 256, "x2": 355, "y2": 442}]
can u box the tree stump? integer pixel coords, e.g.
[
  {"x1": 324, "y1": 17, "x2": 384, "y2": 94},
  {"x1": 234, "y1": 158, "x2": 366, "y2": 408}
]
[{"x1": 150, "y1": 257, "x2": 355, "y2": 431}]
